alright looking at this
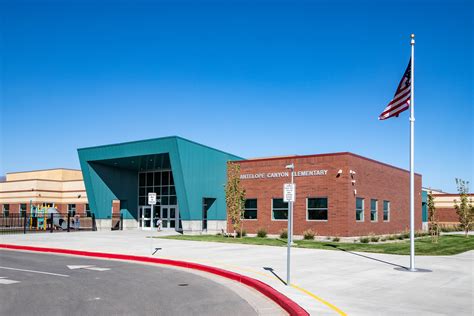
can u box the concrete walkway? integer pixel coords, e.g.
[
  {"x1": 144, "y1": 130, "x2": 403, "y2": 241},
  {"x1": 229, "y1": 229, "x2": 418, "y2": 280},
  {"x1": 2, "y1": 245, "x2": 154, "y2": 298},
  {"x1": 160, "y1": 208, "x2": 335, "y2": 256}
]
[{"x1": 1, "y1": 231, "x2": 472, "y2": 315}]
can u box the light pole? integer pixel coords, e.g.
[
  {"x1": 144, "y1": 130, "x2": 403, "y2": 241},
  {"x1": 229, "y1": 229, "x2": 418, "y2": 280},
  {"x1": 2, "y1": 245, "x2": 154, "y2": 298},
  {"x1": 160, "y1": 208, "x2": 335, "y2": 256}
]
[{"x1": 285, "y1": 163, "x2": 294, "y2": 286}]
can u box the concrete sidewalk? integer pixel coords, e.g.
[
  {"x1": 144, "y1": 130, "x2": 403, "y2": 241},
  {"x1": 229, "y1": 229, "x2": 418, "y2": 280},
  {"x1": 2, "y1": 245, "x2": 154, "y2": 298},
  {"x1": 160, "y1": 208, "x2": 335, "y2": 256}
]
[{"x1": 1, "y1": 231, "x2": 472, "y2": 315}]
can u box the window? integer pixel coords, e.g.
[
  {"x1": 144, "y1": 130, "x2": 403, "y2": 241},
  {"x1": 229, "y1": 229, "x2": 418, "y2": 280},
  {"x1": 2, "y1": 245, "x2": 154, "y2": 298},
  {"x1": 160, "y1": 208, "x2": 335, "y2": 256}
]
[
  {"x1": 244, "y1": 199, "x2": 258, "y2": 219},
  {"x1": 68, "y1": 204, "x2": 76, "y2": 216},
  {"x1": 370, "y1": 199, "x2": 378, "y2": 222},
  {"x1": 383, "y1": 201, "x2": 390, "y2": 221},
  {"x1": 356, "y1": 198, "x2": 364, "y2": 221},
  {"x1": 3, "y1": 204, "x2": 9, "y2": 217},
  {"x1": 272, "y1": 199, "x2": 288, "y2": 220},
  {"x1": 20, "y1": 204, "x2": 27, "y2": 217},
  {"x1": 85, "y1": 204, "x2": 91, "y2": 217},
  {"x1": 307, "y1": 198, "x2": 328, "y2": 221}
]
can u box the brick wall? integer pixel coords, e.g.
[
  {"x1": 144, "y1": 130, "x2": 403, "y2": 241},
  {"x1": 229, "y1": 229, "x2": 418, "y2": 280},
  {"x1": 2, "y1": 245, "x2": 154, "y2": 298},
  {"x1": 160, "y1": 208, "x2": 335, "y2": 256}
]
[{"x1": 227, "y1": 153, "x2": 422, "y2": 237}]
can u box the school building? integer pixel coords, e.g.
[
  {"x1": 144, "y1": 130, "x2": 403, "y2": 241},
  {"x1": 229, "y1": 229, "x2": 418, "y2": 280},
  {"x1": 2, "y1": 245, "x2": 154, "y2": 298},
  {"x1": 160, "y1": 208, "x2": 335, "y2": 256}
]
[{"x1": 1, "y1": 136, "x2": 427, "y2": 236}]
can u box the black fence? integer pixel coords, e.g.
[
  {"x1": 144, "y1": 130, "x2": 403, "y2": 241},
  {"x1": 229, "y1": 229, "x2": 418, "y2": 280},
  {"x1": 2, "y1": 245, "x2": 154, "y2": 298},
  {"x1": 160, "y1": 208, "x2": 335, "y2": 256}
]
[{"x1": 0, "y1": 213, "x2": 97, "y2": 235}]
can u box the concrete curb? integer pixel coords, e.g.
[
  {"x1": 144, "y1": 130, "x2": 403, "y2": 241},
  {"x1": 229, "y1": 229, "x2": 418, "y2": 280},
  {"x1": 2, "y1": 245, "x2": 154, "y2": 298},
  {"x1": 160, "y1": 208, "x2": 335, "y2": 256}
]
[{"x1": 0, "y1": 244, "x2": 309, "y2": 316}]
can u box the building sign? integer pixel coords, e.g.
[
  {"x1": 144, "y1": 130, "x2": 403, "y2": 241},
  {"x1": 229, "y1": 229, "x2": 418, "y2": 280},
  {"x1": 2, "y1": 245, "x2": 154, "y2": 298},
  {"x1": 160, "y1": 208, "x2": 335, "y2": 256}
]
[
  {"x1": 283, "y1": 183, "x2": 295, "y2": 202},
  {"x1": 240, "y1": 169, "x2": 328, "y2": 180}
]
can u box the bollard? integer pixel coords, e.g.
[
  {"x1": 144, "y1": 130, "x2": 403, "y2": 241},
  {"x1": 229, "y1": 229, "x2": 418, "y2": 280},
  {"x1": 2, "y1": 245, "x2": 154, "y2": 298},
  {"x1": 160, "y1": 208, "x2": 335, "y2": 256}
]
[{"x1": 120, "y1": 213, "x2": 124, "y2": 230}]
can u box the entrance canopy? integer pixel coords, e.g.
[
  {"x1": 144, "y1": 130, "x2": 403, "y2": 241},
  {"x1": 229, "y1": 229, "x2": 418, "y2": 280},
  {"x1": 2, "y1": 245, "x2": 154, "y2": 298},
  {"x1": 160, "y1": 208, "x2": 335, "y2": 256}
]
[{"x1": 77, "y1": 136, "x2": 242, "y2": 223}]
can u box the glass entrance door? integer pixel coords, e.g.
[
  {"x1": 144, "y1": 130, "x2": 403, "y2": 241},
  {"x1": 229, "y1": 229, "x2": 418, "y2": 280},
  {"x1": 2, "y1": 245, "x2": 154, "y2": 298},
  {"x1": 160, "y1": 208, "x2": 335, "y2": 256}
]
[
  {"x1": 160, "y1": 205, "x2": 178, "y2": 230},
  {"x1": 139, "y1": 206, "x2": 152, "y2": 230}
]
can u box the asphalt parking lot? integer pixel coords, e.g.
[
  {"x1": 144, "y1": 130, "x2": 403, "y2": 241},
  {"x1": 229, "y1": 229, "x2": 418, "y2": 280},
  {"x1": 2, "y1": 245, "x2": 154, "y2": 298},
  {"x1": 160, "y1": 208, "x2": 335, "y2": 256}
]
[{"x1": 0, "y1": 249, "x2": 283, "y2": 316}]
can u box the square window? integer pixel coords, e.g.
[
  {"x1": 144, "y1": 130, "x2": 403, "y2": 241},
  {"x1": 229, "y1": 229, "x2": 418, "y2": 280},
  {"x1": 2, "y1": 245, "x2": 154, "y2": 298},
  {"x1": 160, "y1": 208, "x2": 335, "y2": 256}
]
[
  {"x1": 272, "y1": 199, "x2": 288, "y2": 220},
  {"x1": 244, "y1": 199, "x2": 258, "y2": 219},
  {"x1": 307, "y1": 198, "x2": 328, "y2": 220}
]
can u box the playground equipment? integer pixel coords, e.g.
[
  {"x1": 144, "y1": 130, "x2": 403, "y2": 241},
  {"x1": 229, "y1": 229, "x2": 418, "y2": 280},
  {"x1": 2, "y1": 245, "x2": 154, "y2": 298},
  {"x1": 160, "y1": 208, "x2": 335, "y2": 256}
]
[{"x1": 29, "y1": 205, "x2": 68, "y2": 230}]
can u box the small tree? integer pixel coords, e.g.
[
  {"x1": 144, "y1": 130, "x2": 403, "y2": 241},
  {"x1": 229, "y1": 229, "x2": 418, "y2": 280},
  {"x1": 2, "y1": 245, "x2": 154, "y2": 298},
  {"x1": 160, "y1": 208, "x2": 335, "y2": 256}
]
[
  {"x1": 225, "y1": 162, "x2": 246, "y2": 238},
  {"x1": 453, "y1": 178, "x2": 474, "y2": 237},
  {"x1": 427, "y1": 191, "x2": 439, "y2": 243}
]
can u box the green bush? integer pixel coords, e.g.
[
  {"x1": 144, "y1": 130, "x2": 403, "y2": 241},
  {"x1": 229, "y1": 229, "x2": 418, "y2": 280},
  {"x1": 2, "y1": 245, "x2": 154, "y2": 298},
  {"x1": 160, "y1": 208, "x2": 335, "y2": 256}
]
[
  {"x1": 236, "y1": 230, "x2": 247, "y2": 237},
  {"x1": 303, "y1": 229, "x2": 316, "y2": 240},
  {"x1": 397, "y1": 234, "x2": 404, "y2": 240},
  {"x1": 359, "y1": 236, "x2": 370, "y2": 243},
  {"x1": 370, "y1": 235, "x2": 380, "y2": 242},
  {"x1": 257, "y1": 228, "x2": 267, "y2": 238},
  {"x1": 279, "y1": 229, "x2": 288, "y2": 239},
  {"x1": 332, "y1": 236, "x2": 340, "y2": 242},
  {"x1": 388, "y1": 235, "x2": 396, "y2": 240},
  {"x1": 401, "y1": 230, "x2": 410, "y2": 239},
  {"x1": 380, "y1": 237, "x2": 387, "y2": 242}
]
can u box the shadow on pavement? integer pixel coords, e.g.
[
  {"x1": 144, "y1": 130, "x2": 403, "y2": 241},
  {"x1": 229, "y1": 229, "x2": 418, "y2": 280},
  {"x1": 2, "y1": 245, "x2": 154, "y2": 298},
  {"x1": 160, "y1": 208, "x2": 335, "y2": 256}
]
[
  {"x1": 325, "y1": 244, "x2": 409, "y2": 269},
  {"x1": 263, "y1": 267, "x2": 287, "y2": 285}
]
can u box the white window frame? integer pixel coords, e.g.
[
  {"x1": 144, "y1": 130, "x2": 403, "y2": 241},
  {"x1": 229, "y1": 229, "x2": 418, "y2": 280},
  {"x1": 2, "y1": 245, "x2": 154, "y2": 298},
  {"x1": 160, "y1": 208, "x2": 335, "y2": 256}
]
[
  {"x1": 383, "y1": 200, "x2": 390, "y2": 222},
  {"x1": 370, "y1": 199, "x2": 378, "y2": 222},
  {"x1": 271, "y1": 198, "x2": 289, "y2": 221},
  {"x1": 306, "y1": 197, "x2": 328, "y2": 222},
  {"x1": 356, "y1": 198, "x2": 364, "y2": 222},
  {"x1": 243, "y1": 198, "x2": 258, "y2": 220}
]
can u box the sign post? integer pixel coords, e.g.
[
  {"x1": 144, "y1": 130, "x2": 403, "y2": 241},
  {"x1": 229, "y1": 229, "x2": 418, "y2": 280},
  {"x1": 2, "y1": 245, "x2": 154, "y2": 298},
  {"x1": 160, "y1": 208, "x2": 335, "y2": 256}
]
[{"x1": 284, "y1": 163, "x2": 295, "y2": 286}]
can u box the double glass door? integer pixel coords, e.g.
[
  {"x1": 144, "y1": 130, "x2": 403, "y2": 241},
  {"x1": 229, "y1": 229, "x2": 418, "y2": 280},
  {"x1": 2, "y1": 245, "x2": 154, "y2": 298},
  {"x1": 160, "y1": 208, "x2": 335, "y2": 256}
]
[{"x1": 138, "y1": 205, "x2": 178, "y2": 230}]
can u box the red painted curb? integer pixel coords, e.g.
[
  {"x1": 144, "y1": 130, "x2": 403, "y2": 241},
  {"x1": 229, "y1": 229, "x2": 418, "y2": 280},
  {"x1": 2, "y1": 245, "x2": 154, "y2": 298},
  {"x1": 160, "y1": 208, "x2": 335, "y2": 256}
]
[{"x1": 0, "y1": 244, "x2": 309, "y2": 316}]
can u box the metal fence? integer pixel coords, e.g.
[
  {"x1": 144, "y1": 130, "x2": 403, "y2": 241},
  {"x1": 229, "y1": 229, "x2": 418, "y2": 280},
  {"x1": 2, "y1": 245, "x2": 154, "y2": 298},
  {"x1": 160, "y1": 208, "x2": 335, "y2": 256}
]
[{"x1": 0, "y1": 213, "x2": 97, "y2": 235}]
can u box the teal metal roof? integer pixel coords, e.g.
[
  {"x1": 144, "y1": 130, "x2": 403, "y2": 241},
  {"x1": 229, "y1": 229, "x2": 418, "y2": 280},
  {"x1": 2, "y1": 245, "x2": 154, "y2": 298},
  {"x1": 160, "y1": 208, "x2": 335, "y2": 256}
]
[{"x1": 78, "y1": 136, "x2": 243, "y2": 221}]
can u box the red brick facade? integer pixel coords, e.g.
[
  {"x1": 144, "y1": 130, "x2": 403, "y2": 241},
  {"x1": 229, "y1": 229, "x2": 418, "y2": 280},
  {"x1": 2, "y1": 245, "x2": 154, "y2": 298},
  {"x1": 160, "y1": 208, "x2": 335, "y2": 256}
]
[{"x1": 227, "y1": 152, "x2": 422, "y2": 237}]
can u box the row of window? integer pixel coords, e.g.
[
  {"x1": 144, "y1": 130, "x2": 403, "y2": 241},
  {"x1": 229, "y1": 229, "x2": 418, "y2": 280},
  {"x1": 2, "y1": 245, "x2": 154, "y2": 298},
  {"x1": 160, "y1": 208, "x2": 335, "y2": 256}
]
[
  {"x1": 244, "y1": 198, "x2": 329, "y2": 221},
  {"x1": 356, "y1": 198, "x2": 390, "y2": 222},
  {"x1": 243, "y1": 198, "x2": 391, "y2": 222}
]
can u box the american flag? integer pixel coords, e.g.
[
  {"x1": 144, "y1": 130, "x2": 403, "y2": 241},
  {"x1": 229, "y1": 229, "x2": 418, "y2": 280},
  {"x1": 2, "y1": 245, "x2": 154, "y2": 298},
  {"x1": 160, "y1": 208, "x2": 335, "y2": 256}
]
[{"x1": 379, "y1": 59, "x2": 411, "y2": 120}]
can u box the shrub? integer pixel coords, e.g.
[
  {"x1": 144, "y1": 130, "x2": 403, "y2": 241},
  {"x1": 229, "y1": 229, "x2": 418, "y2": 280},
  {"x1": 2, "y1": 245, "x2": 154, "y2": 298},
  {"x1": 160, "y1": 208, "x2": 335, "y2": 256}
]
[
  {"x1": 257, "y1": 228, "x2": 267, "y2": 238},
  {"x1": 370, "y1": 235, "x2": 380, "y2": 242},
  {"x1": 415, "y1": 230, "x2": 429, "y2": 238},
  {"x1": 332, "y1": 236, "x2": 340, "y2": 242},
  {"x1": 388, "y1": 235, "x2": 396, "y2": 240},
  {"x1": 236, "y1": 230, "x2": 247, "y2": 237},
  {"x1": 380, "y1": 237, "x2": 387, "y2": 242},
  {"x1": 216, "y1": 232, "x2": 222, "y2": 236},
  {"x1": 401, "y1": 230, "x2": 410, "y2": 239},
  {"x1": 303, "y1": 229, "x2": 316, "y2": 240},
  {"x1": 397, "y1": 234, "x2": 404, "y2": 240},
  {"x1": 279, "y1": 229, "x2": 288, "y2": 239},
  {"x1": 359, "y1": 236, "x2": 370, "y2": 243}
]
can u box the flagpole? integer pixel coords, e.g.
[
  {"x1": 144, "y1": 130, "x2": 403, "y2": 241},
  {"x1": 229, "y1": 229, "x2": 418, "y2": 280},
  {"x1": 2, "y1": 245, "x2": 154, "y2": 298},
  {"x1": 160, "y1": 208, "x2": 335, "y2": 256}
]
[{"x1": 409, "y1": 33, "x2": 416, "y2": 271}]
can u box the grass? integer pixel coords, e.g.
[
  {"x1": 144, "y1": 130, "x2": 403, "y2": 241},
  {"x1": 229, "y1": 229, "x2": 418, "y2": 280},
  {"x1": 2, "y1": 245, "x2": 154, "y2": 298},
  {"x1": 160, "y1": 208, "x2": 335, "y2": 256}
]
[{"x1": 159, "y1": 235, "x2": 474, "y2": 256}]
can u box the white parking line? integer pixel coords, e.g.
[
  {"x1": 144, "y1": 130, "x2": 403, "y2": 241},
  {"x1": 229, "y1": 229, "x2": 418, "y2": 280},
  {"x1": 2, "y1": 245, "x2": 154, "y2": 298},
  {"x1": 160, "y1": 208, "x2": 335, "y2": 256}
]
[{"x1": 0, "y1": 266, "x2": 69, "y2": 277}]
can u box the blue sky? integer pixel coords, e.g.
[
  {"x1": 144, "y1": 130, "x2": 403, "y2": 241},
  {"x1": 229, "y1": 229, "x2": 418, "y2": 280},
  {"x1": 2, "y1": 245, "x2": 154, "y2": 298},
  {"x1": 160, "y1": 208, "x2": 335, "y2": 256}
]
[{"x1": 1, "y1": 0, "x2": 472, "y2": 192}]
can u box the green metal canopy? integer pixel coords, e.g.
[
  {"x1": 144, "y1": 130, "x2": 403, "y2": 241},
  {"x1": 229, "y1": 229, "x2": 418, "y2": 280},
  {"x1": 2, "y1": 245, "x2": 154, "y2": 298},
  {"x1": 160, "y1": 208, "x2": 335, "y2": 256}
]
[{"x1": 77, "y1": 136, "x2": 242, "y2": 221}]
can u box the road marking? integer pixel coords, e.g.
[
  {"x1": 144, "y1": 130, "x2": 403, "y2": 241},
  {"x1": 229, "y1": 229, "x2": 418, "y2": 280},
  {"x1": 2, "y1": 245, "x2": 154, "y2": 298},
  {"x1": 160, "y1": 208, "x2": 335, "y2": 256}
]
[
  {"x1": 67, "y1": 265, "x2": 110, "y2": 271},
  {"x1": 0, "y1": 266, "x2": 69, "y2": 277},
  {"x1": 291, "y1": 284, "x2": 347, "y2": 316},
  {"x1": 86, "y1": 267, "x2": 110, "y2": 271},
  {"x1": 67, "y1": 265, "x2": 93, "y2": 270},
  {"x1": 160, "y1": 256, "x2": 347, "y2": 316},
  {"x1": 0, "y1": 277, "x2": 20, "y2": 284}
]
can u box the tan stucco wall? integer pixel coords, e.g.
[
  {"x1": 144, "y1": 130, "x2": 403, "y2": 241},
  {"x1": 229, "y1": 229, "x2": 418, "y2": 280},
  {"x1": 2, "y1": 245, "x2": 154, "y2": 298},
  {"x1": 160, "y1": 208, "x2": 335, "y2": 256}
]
[
  {"x1": 0, "y1": 169, "x2": 87, "y2": 204},
  {"x1": 6, "y1": 169, "x2": 83, "y2": 182}
]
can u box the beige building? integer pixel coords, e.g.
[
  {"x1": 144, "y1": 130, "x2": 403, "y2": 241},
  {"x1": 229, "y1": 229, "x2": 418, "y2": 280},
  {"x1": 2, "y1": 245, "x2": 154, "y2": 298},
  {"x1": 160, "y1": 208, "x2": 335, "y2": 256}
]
[{"x1": 0, "y1": 168, "x2": 89, "y2": 216}]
